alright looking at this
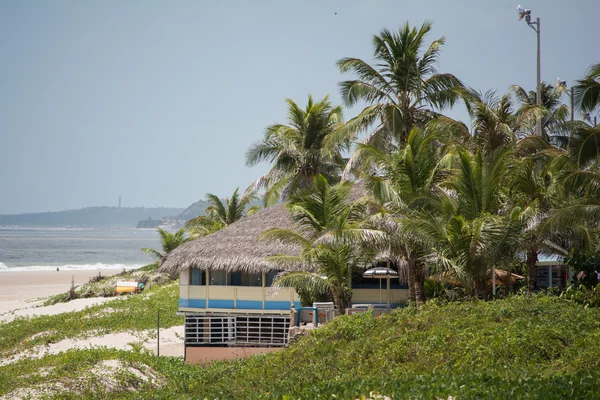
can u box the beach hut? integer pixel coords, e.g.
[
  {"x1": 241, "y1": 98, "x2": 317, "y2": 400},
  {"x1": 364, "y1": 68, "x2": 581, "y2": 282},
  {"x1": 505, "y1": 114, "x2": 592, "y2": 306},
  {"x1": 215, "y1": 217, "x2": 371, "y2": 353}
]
[{"x1": 160, "y1": 198, "x2": 408, "y2": 363}]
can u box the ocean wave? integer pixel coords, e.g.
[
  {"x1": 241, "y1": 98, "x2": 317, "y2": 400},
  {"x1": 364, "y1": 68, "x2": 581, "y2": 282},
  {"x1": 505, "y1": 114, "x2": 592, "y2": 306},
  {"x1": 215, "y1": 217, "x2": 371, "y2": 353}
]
[{"x1": 0, "y1": 262, "x2": 145, "y2": 272}]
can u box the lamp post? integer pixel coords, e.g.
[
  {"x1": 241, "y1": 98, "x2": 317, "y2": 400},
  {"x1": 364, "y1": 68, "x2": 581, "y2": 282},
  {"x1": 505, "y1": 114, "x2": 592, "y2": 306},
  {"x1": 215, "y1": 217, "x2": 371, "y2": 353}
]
[{"x1": 518, "y1": 5, "x2": 542, "y2": 137}]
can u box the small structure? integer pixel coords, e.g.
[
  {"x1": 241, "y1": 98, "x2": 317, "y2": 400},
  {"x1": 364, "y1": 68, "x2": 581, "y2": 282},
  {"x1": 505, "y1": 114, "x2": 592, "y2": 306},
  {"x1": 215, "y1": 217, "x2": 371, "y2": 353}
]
[
  {"x1": 160, "y1": 201, "x2": 408, "y2": 364},
  {"x1": 535, "y1": 254, "x2": 570, "y2": 289}
]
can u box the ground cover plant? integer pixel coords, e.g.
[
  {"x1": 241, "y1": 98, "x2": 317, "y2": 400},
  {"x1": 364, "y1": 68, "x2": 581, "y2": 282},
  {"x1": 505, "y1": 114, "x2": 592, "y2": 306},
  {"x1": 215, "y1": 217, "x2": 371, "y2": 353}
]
[
  {"x1": 0, "y1": 281, "x2": 182, "y2": 361},
  {"x1": 2, "y1": 294, "x2": 600, "y2": 399}
]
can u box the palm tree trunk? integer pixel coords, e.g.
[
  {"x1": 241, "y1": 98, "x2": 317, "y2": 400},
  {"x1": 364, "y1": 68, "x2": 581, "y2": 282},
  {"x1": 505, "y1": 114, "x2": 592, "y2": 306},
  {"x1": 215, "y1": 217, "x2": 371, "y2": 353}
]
[
  {"x1": 527, "y1": 248, "x2": 538, "y2": 293},
  {"x1": 407, "y1": 257, "x2": 417, "y2": 303},
  {"x1": 332, "y1": 286, "x2": 349, "y2": 315},
  {"x1": 414, "y1": 263, "x2": 426, "y2": 305}
]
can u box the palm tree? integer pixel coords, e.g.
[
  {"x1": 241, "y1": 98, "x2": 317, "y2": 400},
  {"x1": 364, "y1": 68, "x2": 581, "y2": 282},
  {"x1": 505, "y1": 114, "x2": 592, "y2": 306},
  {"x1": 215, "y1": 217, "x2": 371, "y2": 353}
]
[
  {"x1": 508, "y1": 143, "x2": 568, "y2": 292},
  {"x1": 511, "y1": 82, "x2": 572, "y2": 147},
  {"x1": 574, "y1": 63, "x2": 600, "y2": 117},
  {"x1": 465, "y1": 90, "x2": 518, "y2": 153},
  {"x1": 408, "y1": 147, "x2": 523, "y2": 297},
  {"x1": 142, "y1": 227, "x2": 190, "y2": 266},
  {"x1": 260, "y1": 176, "x2": 382, "y2": 313},
  {"x1": 245, "y1": 95, "x2": 347, "y2": 206},
  {"x1": 185, "y1": 188, "x2": 260, "y2": 237},
  {"x1": 359, "y1": 127, "x2": 446, "y2": 304},
  {"x1": 331, "y1": 21, "x2": 463, "y2": 177}
]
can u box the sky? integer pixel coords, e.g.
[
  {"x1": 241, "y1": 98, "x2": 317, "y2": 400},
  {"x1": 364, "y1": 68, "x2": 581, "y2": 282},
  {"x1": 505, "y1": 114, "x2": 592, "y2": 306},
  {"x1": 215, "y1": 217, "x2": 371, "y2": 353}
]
[{"x1": 0, "y1": 0, "x2": 598, "y2": 214}]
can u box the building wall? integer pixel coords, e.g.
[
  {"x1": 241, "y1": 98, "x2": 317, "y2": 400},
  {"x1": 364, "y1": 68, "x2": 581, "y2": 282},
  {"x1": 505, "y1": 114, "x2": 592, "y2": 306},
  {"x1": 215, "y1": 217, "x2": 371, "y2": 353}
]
[
  {"x1": 179, "y1": 269, "x2": 408, "y2": 312},
  {"x1": 185, "y1": 346, "x2": 281, "y2": 365}
]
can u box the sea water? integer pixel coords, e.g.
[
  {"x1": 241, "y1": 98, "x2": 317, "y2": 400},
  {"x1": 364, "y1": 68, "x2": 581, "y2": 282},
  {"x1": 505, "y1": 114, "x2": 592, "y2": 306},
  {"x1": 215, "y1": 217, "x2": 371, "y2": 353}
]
[{"x1": 0, "y1": 228, "x2": 161, "y2": 272}]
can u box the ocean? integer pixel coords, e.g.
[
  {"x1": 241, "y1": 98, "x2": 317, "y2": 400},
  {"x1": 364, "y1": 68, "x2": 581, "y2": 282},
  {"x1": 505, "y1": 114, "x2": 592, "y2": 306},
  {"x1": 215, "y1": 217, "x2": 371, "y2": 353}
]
[{"x1": 0, "y1": 228, "x2": 161, "y2": 272}]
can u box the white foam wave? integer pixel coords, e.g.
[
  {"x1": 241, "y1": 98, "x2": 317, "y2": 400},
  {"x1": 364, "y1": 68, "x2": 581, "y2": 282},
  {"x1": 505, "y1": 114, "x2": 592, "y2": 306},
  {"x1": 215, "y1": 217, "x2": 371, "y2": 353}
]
[{"x1": 0, "y1": 263, "x2": 144, "y2": 272}]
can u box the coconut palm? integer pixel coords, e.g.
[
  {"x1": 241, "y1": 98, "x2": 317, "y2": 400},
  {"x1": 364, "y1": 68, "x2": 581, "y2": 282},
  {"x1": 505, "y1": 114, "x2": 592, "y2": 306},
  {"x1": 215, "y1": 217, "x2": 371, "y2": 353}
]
[
  {"x1": 142, "y1": 227, "x2": 190, "y2": 266},
  {"x1": 359, "y1": 127, "x2": 447, "y2": 304},
  {"x1": 511, "y1": 82, "x2": 572, "y2": 147},
  {"x1": 407, "y1": 147, "x2": 523, "y2": 297},
  {"x1": 508, "y1": 143, "x2": 569, "y2": 292},
  {"x1": 246, "y1": 95, "x2": 347, "y2": 206},
  {"x1": 260, "y1": 176, "x2": 382, "y2": 313},
  {"x1": 185, "y1": 188, "x2": 260, "y2": 237},
  {"x1": 574, "y1": 63, "x2": 600, "y2": 117},
  {"x1": 330, "y1": 21, "x2": 463, "y2": 177}
]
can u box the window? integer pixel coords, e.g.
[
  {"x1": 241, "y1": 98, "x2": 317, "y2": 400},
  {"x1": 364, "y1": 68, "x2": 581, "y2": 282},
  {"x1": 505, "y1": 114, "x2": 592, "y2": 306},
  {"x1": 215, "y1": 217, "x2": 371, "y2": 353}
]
[
  {"x1": 242, "y1": 272, "x2": 262, "y2": 287},
  {"x1": 266, "y1": 270, "x2": 280, "y2": 286},
  {"x1": 210, "y1": 270, "x2": 228, "y2": 285},
  {"x1": 190, "y1": 269, "x2": 203, "y2": 286},
  {"x1": 230, "y1": 271, "x2": 263, "y2": 287}
]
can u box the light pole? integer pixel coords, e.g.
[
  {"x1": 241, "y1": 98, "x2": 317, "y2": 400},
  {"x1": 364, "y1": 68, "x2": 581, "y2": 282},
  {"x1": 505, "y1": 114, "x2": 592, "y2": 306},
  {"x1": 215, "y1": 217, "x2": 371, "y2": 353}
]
[{"x1": 518, "y1": 5, "x2": 542, "y2": 137}]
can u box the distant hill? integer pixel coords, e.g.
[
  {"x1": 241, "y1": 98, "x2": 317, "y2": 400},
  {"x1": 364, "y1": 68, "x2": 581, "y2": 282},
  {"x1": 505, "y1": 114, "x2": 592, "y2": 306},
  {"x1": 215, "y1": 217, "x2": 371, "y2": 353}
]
[
  {"x1": 0, "y1": 207, "x2": 185, "y2": 228},
  {"x1": 178, "y1": 200, "x2": 210, "y2": 220}
]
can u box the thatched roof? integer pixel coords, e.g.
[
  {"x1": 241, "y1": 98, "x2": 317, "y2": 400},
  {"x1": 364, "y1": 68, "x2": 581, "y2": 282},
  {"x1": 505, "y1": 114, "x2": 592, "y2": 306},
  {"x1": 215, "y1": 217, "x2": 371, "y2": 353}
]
[
  {"x1": 160, "y1": 181, "x2": 371, "y2": 275},
  {"x1": 160, "y1": 203, "x2": 302, "y2": 275}
]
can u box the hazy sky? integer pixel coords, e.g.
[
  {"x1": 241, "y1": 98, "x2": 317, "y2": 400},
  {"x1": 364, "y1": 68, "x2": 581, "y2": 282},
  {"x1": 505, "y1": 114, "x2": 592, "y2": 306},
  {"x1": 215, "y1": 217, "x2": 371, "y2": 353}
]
[{"x1": 1, "y1": 0, "x2": 598, "y2": 214}]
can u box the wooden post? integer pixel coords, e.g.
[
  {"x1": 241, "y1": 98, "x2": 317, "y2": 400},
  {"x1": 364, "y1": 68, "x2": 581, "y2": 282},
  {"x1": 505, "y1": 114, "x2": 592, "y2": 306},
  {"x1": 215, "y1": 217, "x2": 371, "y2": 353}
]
[
  {"x1": 206, "y1": 270, "x2": 210, "y2": 309},
  {"x1": 157, "y1": 310, "x2": 160, "y2": 357},
  {"x1": 548, "y1": 266, "x2": 552, "y2": 288},
  {"x1": 386, "y1": 276, "x2": 390, "y2": 311},
  {"x1": 262, "y1": 272, "x2": 266, "y2": 310}
]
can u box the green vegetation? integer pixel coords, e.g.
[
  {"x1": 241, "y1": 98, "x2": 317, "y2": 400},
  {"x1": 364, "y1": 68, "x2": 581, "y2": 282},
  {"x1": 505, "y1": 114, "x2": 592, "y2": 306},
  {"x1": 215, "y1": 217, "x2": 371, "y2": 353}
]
[
  {"x1": 261, "y1": 176, "x2": 380, "y2": 313},
  {"x1": 3, "y1": 295, "x2": 600, "y2": 398},
  {"x1": 142, "y1": 227, "x2": 191, "y2": 266},
  {"x1": 245, "y1": 95, "x2": 347, "y2": 206},
  {"x1": 0, "y1": 282, "x2": 182, "y2": 360},
  {"x1": 185, "y1": 188, "x2": 260, "y2": 238},
  {"x1": 42, "y1": 264, "x2": 169, "y2": 305}
]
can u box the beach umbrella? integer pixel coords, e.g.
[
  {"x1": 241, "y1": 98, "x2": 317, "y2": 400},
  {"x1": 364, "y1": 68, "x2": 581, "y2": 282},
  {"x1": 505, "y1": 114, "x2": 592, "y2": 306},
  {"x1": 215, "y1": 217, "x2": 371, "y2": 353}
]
[{"x1": 363, "y1": 267, "x2": 399, "y2": 310}]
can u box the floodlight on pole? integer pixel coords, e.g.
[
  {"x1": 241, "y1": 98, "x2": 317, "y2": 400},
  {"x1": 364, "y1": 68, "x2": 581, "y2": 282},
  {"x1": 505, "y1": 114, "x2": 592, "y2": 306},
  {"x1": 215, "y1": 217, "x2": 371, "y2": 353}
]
[{"x1": 517, "y1": 5, "x2": 542, "y2": 137}]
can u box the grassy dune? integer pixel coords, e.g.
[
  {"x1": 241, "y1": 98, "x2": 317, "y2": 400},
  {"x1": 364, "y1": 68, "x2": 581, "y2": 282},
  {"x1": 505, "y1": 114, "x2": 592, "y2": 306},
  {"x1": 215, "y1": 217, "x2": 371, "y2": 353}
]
[{"x1": 2, "y1": 293, "x2": 600, "y2": 398}]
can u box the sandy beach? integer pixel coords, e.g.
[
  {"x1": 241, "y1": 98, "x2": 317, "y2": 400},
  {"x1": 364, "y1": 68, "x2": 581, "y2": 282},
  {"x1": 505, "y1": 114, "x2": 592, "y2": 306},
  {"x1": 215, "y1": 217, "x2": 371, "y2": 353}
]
[
  {"x1": 0, "y1": 269, "x2": 185, "y2": 363},
  {"x1": 0, "y1": 269, "x2": 124, "y2": 302}
]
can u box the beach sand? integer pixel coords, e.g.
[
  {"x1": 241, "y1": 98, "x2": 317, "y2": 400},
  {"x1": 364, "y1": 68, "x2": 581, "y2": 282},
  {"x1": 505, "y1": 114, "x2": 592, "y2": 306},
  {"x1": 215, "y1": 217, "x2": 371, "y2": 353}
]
[
  {"x1": 0, "y1": 269, "x2": 184, "y2": 362},
  {"x1": 0, "y1": 269, "x2": 124, "y2": 302}
]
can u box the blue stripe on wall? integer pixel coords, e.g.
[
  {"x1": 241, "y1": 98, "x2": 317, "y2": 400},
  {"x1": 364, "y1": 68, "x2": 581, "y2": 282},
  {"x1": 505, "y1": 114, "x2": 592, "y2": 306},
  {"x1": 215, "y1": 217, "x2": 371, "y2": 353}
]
[
  {"x1": 264, "y1": 301, "x2": 293, "y2": 310},
  {"x1": 208, "y1": 299, "x2": 235, "y2": 308},
  {"x1": 179, "y1": 298, "x2": 206, "y2": 308},
  {"x1": 179, "y1": 299, "x2": 303, "y2": 311},
  {"x1": 235, "y1": 300, "x2": 263, "y2": 309}
]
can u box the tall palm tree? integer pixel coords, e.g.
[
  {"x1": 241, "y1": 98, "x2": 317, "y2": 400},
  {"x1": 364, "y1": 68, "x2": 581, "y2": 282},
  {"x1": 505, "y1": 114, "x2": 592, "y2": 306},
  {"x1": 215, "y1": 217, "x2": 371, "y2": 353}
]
[
  {"x1": 246, "y1": 95, "x2": 347, "y2": 206},
  {"x1": 574, "y1": 63, "x2": 600, "y2": 117},
  {"x1": 260, "y1": 176, "x2": 382, "y2": 313},
  {"x1": 359, "y1": 127, "x2": 446, "y2": 304},
  {"x1": 142, "y1": 227, "x2": 190, "y2": 265},
  {"x1": 185, "y1": 188, "x2": 260, "y2": 237},
  {"x1": 330, "y1": 21, "x2": 463, "y2": 177}
]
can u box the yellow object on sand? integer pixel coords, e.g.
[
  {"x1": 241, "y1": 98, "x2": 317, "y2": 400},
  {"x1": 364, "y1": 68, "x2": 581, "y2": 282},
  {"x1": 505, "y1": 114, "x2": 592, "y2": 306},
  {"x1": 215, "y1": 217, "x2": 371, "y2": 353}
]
[{"x1": 115, "y1": 281, "x2": 139, "y2": 294}]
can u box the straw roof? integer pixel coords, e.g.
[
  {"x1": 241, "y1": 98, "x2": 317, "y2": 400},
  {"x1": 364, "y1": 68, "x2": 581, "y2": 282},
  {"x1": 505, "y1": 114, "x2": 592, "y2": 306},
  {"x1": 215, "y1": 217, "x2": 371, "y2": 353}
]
[
  {"x1": 160, "y1": 181, "x2": 371, "y2": 275},
  {"x1": 160, "y1": 203, "x2": 302, "y2": 275}
]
